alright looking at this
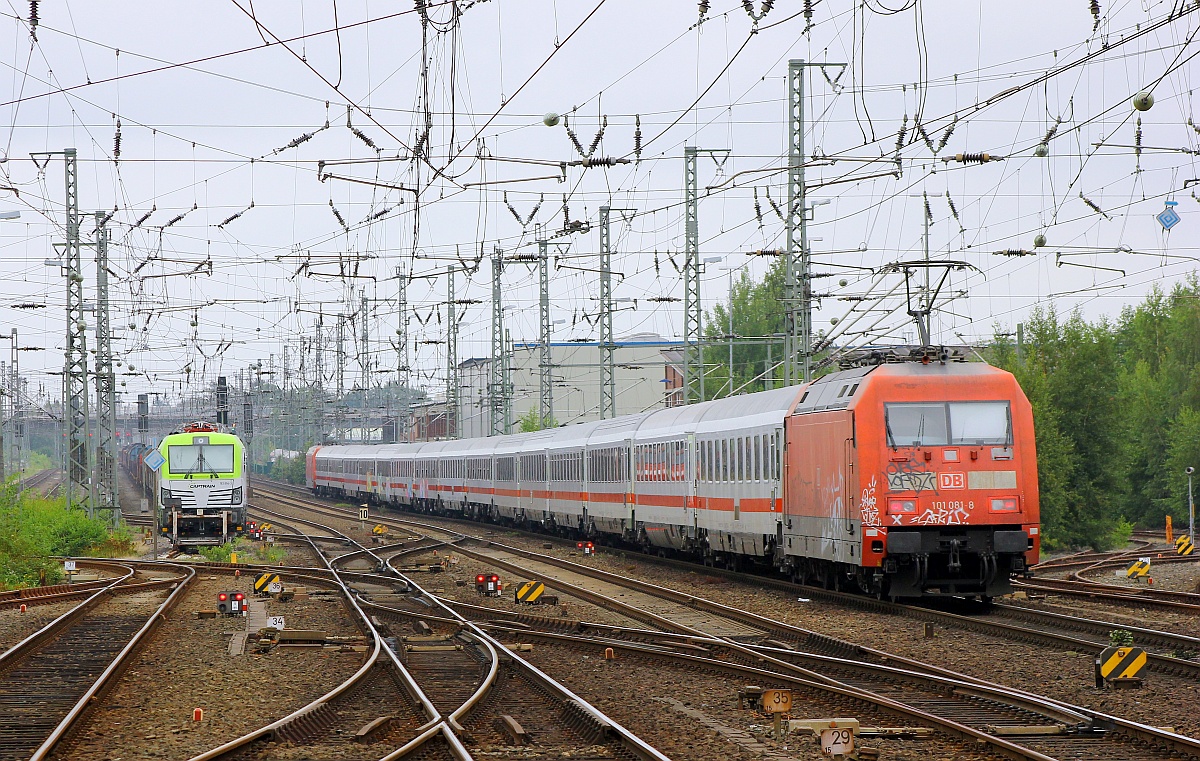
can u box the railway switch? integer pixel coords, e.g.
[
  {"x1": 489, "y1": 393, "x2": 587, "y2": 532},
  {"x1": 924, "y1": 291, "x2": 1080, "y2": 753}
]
[
  {"x1": 217, "y1": 591, "x2": 246, "y2": 615},
  {"x1": 475, "y1": 573, "x2": 501, "y2": 596}
]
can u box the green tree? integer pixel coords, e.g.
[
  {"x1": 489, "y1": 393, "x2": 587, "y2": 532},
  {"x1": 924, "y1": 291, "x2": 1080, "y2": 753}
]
[
  {"x1": 991, "y1": 306, "x2": 1126, "y2": 549},
  {"x1": 268, "y1": 454, "x2": 307, "y2": 485},
  {"x1": 703, "y1": 259, "x2": 787, "y2": 398},
  {"x1": 518, "y1": 409, "x2": 557, "y2": 432}
]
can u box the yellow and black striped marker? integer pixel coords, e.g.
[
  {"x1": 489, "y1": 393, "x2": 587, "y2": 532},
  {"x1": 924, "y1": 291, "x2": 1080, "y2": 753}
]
[
  {"x1": 259, "y1": 523, "x2": 272, "y2": 531},
  {"x1": 1097, "y1": 646, "x2": 1147, "y2": 682},
  {"x1": 254, "y1": 572, "x2": 281, "y2": 594},
  {"x1": 1126, "y1": 560, "x2": 1150, "y2": 578},
  {"x1": 515, "y1": 580, "x2": 546, "y2": 604},
  {"x1": 1175, "y1": 535, "x2": 1195, "y2": 556},
  {"x1": 372, "y1": 524, "x2": 388, "y2": 535}
]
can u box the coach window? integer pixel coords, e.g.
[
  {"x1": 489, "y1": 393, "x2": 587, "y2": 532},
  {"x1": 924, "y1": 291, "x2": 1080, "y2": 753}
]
[{"x1": 751, "y1": 437, "x2": 758, "y2": 481}]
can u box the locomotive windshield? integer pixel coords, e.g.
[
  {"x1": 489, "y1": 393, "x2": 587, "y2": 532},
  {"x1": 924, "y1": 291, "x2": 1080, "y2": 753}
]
[
  {"x1": 885, "y1": 401, "x2": 1011, "y2": 447},
  {"x1": 168, "y1": 444, "x2": 236, "y2": 474}
]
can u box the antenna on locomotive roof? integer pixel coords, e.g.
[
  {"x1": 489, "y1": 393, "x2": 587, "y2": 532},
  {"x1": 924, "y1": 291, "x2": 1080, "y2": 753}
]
[{"x1": 877, "y1": 260, "x2": 979, "y2": 347}]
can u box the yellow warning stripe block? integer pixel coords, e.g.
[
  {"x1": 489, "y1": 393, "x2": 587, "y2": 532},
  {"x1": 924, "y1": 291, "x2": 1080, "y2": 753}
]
[
  {"x1": 516, "y1": 580, "x2": 545, "y2": 603},
  {"x1": 1126, "y1": 560, "x2": 1149, "y2": 578},
  {"x1": 1099, "y1": 646, "x2": 1147, "y2": 680},
  {"x1": 254, "y1": 572, "x2": 281, "y2": 592},
  {"x1": 1175, "y1": 535, "x2": 1194, "y2": 556}
]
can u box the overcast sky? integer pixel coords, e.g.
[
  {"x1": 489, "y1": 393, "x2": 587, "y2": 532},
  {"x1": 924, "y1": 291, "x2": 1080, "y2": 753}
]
[{"x1": 1, "y1": 0, "x2": 1197, "y2": 406}]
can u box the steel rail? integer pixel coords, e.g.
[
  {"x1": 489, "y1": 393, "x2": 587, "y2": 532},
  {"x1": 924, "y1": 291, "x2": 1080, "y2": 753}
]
[
  {"x1": 185, "y1": 524, "x2": 442, "y2": 761},
  {"x1": 0, "y1": 561, "x2": 137, "y2": 666},
  {"x1": 28, "y1": 561, "x2": 195, "y2": 760},
  {"x1": 256, "y1": 488, "x2": 1200, "y2": 678},
  {"x1": 381, "y1": 571, "x2": 673, "y2": 761}
]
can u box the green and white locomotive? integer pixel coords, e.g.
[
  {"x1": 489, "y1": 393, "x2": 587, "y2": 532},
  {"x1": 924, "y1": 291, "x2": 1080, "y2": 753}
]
[{"x1": 155, "y1": 422, "x2": 249, "y2": 550}]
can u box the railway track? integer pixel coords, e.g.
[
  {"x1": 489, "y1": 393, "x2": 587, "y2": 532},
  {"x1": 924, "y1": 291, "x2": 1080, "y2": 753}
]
[
  {"x1": 256, "y1": 483, "x2": 1200, "y2": 676},
  {"x1": 250, "y1": 483, "x2": 1200, "y2": 761},
  {"x1": 193, "y1": 497, "x2": 667, "y2": 761},
  {"x1": 0, "y1": 562, "x2": 192, "y2": 761}
]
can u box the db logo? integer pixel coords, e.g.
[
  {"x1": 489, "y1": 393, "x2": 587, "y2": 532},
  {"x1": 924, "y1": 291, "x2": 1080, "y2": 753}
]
[{"x1": 938, "y1": 472, "x2": 965, "y2": 490}]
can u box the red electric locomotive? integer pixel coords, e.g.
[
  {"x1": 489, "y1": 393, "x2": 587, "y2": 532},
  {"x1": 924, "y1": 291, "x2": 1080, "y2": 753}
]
[{"x1": 783, "y1": 351, "x2": 1038, "y2": 598}]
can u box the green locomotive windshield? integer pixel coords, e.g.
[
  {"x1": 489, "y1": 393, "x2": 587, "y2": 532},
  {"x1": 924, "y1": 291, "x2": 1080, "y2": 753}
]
[
  {"x1": 168, "y1": 444, "x2": 236, "y2": 474},
  {"x1": 885, "y1": 401, "x2": 1011, "y2": 447}
]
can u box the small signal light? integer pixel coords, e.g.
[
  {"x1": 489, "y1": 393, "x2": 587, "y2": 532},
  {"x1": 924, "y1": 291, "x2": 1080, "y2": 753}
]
[
  {"x1": 234, "y1": 592, "x2": 245, "y2": 601},
  {"x1": 576, "y1": 542, "x2": 584, "y2": 548},
  {"x1": 490, "y1": 575, "x2": 499, "y2": 582},
  {"x1": 218, "y1": 593, "x2": 228, "y2": 601},
  {"x1": 990, "y1": 497, "x2": 1019, "y2": 512},
  {"x1": 887, "y1": 498, "x2": 917, "y2": 514},
  {"x1": 476, "y1": 574, "x2": 485, "y2": 583},
  {"x1": 586, "y1": 542, "x2": 594, "y2": 548}
]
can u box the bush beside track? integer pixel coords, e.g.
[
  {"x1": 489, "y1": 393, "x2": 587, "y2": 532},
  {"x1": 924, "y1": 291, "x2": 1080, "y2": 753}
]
[{"x1": 0, "y1": 483, "x2": 136, "y2": 589}]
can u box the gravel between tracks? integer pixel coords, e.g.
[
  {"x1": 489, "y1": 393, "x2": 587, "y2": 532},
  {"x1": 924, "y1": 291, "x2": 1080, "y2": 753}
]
[
  {"x1": 257, "y1": 498, "x2": 1200, "y2": 745},
  {"x1": 48, "y1": 574, "x2": 366, "y2": 761},
  {"x1": 458, "y1": 528, "x2": 1200, "y2": 740},
  {"x1": 0, "y1": 600, "x2": 82, "y2": 651},
  {"x1": 523, "y1": 639, "x2": 996, "y2": 761},
  {"x1": 1077, "y1": 553, "x2": 1200, "y2": 592}
]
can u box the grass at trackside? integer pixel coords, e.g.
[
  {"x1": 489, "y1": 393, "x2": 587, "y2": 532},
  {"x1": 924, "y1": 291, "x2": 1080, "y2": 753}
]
[
  {"x1": 0, "y1": 482, "x2": 137, "y2": 590},
  {"x1": 198, "y1": 537, "x2": 288, "y2": 565}
]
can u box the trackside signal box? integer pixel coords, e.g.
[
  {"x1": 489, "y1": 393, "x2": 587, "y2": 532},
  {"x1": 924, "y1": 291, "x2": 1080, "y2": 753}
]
[
  {"x1": 475, "y1": 573, "x2": 501, "y2": 596},
  {"x1": 576, "y1": 541, "x2": 595, "y2": 556},
  {"x1": 217, "y1": 591, "x2": 246, "y2": 615}
]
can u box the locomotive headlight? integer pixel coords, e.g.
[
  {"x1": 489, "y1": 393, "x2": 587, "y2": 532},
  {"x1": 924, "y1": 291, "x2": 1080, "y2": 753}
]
[
  {"x1": 232, "y1": 487, "x2": 243, "y2": 504},
  {"x1": 990, "y1": 497, "x2": 1019, "y2": 512},
  {"x1": 887, "y1": 498, "x2": 917, "y2": 514}
]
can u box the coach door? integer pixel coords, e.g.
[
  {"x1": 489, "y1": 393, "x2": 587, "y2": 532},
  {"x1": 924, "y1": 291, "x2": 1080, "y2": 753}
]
[
  {"x1": 625, "y1": 440, "x2": 636, "y2": 529},
  {"x1": 685, "y1": 433, "x2": 698, "y2": 536},
  {"x1": 773, "y1": 426, "x2": 784, "y2": 552}
]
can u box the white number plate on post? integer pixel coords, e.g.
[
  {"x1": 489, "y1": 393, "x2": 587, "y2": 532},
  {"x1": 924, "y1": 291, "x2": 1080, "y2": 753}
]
[
  {"x1": 63, "y1": 560, "x2": 76, "y2": 571},
  {"x1": 820, "y1": 727, "x2": 854, "y2": 756},
  {"x1": 268, "y1": 581, "x2": 283, "y2": 593},
  {"x1": 267, "y1": 616, "x2": 286, "y2": 630}
]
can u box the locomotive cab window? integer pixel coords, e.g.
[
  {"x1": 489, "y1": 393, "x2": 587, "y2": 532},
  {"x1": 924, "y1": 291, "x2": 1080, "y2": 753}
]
[
  {"x1": 885, "y1": 401, "x2": 1012, "y2": 448},
  {"x1": 168, "y1": 444, "x2": 235, "y2": 475}
]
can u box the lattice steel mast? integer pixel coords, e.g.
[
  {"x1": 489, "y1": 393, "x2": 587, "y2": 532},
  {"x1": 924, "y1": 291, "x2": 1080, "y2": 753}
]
[
  {"x1": 94, "y1": 211, "x2": 117, "y2": 519},
  {"x1": 683, "y1": 147, "x2": 728, "y2": 403},
  {"x1": 34, "y1": 148, "x2": 92, "y2": 513},
  {"x1": 446, "y1": 266, "x2": 458, "y2": 439},
  {"x1": 537, "y1": 236, "x2": 553, "y2": 427},
  {"x1": 490, "y1": 246, "x2": 505, "y2": 436}
]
